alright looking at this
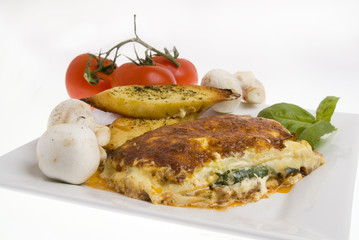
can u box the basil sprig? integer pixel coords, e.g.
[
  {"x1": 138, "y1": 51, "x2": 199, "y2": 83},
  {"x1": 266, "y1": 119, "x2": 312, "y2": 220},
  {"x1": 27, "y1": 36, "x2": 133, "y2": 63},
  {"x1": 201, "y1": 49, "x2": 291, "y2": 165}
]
[{"x1": 257, "y1": 96, "x2": 339, "y2": 149}]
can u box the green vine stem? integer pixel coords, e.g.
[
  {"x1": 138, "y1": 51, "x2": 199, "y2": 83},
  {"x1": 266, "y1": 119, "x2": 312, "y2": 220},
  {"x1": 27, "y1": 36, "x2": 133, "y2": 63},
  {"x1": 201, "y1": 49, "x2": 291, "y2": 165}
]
[{"x1": 84, "y1": 15, "x2": 180, "y2": 85}]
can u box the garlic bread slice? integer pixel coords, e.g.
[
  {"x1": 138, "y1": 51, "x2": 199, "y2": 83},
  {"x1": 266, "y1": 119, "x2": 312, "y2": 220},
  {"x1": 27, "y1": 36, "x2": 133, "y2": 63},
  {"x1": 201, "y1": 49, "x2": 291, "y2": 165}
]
[
  {"x1": 105, "y1": 114, "x2": 200, "y2": 151},
  {"x1": 81, "y1": 85, "x2": 240, "y2": 119}
]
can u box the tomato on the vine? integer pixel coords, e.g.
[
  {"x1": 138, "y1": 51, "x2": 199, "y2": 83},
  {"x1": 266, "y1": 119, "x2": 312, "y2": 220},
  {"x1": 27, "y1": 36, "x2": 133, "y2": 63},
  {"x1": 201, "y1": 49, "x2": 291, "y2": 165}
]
[
  {"x1": 65, "y1": 53, "x2": 114, "y2": 99},
  {"x1": 111, "y1": 62, "x2": 177, "y2": 87},
  {"x1": 152, "y1": 56, "x2": 198, "y2": 85}
]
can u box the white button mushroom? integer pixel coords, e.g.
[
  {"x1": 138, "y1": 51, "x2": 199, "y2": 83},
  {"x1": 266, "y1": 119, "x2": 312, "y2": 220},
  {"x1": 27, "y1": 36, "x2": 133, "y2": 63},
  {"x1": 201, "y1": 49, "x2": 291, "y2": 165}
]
[
  {"x1": 233, "y1": 71, "x2": 265, "y2": 104},
  {"x1": 36, "y1": 98, "x2": 113, "y2": 184},
  {"x1": 47, "y1": 98, "x2": 111, "y2": 159},
  {"x1": 36, "y1": 123, "x2": 101, "y2": 184},
  {"x1": 47, "y1": 98, "x2": 96, "y2": 129},
  {"x1": 201, "y1": 69, "x2": 243, "y2": 113}
]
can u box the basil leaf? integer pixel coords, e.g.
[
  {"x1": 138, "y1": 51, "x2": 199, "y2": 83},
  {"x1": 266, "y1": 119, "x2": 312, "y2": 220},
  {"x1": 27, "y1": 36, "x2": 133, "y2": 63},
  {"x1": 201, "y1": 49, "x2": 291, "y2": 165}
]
[
  {"x1": 257, "y1": 103, "x2": 315, "y2": 136},
  {"x1": 298, "y1": 120, "x2": 336, "y2": 148},
  {"x1": 271, "y1": 119, "x2": 312, "y2": 136},
  {"x1": 257, "y1": 96, "x2": 339, "y2": 149},
  {"x1": 258, "y1": 103, "x2": 315, "y2": 123},
  {"x1": 316, "y1": 96, "x2": 340, "y2": 122}
]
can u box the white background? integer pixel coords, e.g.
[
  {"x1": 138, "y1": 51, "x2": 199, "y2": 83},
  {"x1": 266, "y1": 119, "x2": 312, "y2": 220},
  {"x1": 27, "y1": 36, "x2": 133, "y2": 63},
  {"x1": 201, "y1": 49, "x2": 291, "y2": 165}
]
[{"x1": 0, "y1": 0, "x2": 358, "y2": 239}]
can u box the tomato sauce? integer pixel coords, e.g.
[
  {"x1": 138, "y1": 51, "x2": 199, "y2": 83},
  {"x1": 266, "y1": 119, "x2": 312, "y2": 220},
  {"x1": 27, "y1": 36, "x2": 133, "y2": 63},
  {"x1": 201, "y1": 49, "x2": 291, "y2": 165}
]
[
  {"x1": 85, "y1": 170, "x2": 115, "y2": 192},
  {"x1": 276, "y1": 185, "x2": 293, "y2": 193}
]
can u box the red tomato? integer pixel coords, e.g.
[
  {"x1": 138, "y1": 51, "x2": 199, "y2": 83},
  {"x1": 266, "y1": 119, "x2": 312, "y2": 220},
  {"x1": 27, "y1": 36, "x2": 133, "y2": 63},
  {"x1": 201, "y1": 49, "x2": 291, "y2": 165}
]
[
  {"x1": 112, "y1": 62, "x2": 177, "y2": 87},
  {"x1": 152, "y1": 56, "x2": 198, "y2": 85},
  {"x1": 65, "y1": 53, "x2": 114, "y2": 99}
]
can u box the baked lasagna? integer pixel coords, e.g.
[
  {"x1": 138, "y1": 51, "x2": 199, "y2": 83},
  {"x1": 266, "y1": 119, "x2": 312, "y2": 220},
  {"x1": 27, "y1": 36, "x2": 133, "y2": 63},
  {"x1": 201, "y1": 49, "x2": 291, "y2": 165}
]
[{"x1": 101, "y1": 114, "x2": 324, "y2": 208}]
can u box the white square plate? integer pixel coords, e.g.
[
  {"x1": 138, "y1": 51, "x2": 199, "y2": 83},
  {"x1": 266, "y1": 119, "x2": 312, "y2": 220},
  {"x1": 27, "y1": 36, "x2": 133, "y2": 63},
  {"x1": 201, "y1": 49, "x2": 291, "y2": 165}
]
[{"x1": 0, "y1": 106, "x2": 358, "y2": 240}]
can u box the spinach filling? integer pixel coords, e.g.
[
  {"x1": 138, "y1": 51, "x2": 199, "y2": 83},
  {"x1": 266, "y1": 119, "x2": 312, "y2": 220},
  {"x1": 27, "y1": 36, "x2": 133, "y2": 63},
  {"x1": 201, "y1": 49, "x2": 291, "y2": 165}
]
[
  {"x1": 214, "y1": 166, "x2": 301, "y2": 187},
  {"x1": 214, "y1": 166, "x2": 270, "y2": 186}
]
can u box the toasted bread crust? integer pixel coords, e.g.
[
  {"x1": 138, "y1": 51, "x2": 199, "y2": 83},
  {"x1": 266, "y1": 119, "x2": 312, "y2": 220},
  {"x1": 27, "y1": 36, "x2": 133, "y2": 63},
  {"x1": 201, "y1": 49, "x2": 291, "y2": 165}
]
[{"x1": 105, "y1": 114, "x2": 200, "y2": 151}]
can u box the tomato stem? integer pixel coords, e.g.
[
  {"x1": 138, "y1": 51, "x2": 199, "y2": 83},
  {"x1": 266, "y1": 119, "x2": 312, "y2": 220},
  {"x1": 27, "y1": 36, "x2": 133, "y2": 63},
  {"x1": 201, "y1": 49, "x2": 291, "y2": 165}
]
[{"x1": 84, "y1": 15, "x2": 180, "y2": 85}]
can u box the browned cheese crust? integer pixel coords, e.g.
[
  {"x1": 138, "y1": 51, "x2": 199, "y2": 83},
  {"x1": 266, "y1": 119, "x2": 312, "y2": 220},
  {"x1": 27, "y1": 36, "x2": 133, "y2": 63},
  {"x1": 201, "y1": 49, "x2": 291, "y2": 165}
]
[{"x1": 109, "y1": 115, "x2": 295, "y2": 182}]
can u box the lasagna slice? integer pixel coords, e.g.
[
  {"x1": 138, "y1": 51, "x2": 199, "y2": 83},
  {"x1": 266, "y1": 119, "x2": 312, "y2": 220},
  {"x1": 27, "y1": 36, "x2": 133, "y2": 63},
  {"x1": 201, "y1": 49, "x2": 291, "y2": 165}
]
[{"x1": 101, "y1": 114, "x2": 324, "y2": 208}]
